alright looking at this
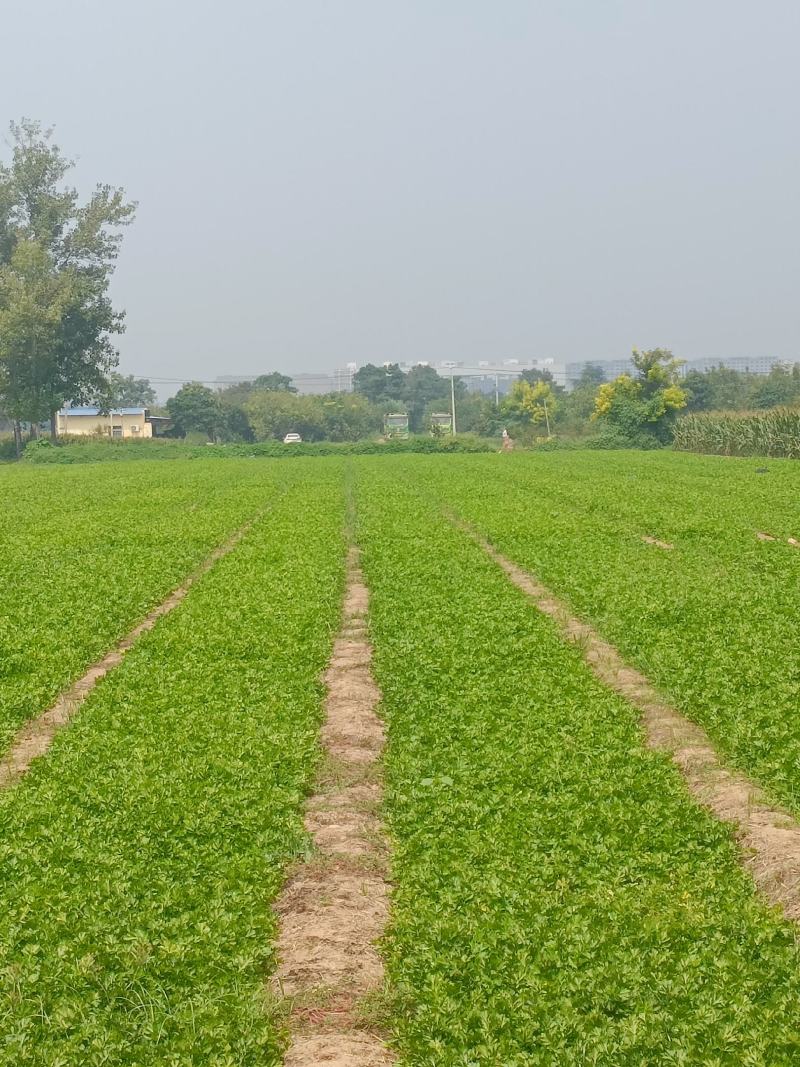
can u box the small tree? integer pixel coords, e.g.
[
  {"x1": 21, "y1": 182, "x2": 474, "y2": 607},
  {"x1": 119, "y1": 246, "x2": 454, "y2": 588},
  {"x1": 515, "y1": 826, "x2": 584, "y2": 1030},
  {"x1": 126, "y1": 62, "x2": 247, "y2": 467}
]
[
  {"x1": 166, "y1": 382, "x2": 223, "y2": 440},
  {"x1": 253, "y1": 371, "x2": 296, "y2": 393},
  {"x1": 353, "y1": 363, "x2": 406, "y2": 405},
  {"x1": 404, "y1": 365, "x2": 453, "y2": 432},
  {"x1": 594, "y1": 348, "x2": 687, "y2": 443},
  {"x1": 244, "y1": 390, "x2": 323, "y2": 441},
  {"x1": 503, "y1": 379, "x2": 558, "y2": 435}
]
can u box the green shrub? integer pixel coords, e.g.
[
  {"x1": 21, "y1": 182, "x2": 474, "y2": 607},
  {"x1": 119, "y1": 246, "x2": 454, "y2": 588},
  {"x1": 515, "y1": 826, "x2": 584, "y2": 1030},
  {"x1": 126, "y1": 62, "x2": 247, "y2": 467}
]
[{"x1": 23, "y1": 434, "x2": 496, "y2": 464}]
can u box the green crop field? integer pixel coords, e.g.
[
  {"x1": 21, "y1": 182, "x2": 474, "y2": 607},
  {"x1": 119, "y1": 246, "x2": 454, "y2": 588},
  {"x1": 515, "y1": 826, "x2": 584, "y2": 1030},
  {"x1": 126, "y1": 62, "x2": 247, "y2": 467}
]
[
  {"x1": 3, "y1": 451, "x2": 800, "y2": 1064},
  {"x1": 0, "y1": 460, "x2": 286, "y2": 749}
]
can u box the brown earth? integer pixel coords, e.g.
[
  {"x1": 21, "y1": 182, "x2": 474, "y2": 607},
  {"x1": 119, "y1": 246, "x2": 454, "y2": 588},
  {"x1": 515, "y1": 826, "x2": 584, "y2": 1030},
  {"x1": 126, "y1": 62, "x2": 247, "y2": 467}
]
[
  {"x1": 271, "y1": 546, "x2": 395, "y2": 1066},
  {"x1": 0, "y1": 513, "x2": 261, "y2": 790},
  {"x1": 641, "y1": 535, "x2": 674, "y2": 550},
  {"x1": 454, "y1": 516, "x2": 800, "y2": 920}
]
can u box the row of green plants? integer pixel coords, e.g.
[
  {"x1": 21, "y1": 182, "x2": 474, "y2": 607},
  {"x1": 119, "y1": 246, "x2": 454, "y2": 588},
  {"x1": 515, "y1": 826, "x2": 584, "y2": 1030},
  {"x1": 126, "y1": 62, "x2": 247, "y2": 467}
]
[
  {"x1": 0, "y1": 458, "x2": 279, "y2": 749},
  {"x1": 0, "y1": 470, "x2": 346, "y2": 1064},
  {"x1": 356, "y1": 467, "x2": 800, "y2": 1063},
  {"x1": 673, "y1": 408, "x2": 800, "y2": 457},
  {"x1": 20, "y1": 433, "x2": 495, "y2": 463},
  {"x1": 415, "y1": 449, "x2": 800, "y2": 816}
]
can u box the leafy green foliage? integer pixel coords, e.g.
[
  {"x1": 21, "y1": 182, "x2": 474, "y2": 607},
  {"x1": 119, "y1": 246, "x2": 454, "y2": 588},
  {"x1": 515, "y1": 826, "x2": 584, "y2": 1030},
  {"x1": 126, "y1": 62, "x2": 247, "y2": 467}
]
[
  {"x1": 356, "y1": 465, "x2": 800, "y2": 1063},
  {"x1": 6, "y1": 452, "x2": 800, "y2": 1064},
  {"x1": 244, "y1": 389, "x2": 380, "y2": 442},
  {"x1": 412, "y1": 449, "x2": 800, "y2": 816},
  {"x1": 594, "y1": 349, "x2": 687, "y2": 444},
  {"x1": 0, "y1": 120, "x2": 135, "y2": 428},
  {"x1": 0, "y1": 458, "x2": 280, "y2": 748},
  {"x1": 105, "y1": 372, "x2": 157, "y2": 407},
  {"x1": 21, "y1": 434, "x2": 496, "y2": 463},
  {"x1": 674, "y1": 408, "x2": 800, "y2": 457},
  {"x1": 683, "y1": 363, "x2": 800, "y2": 413},
  {"x1": 0, "y1": 467, "x2": 346, "y2": 1064},
  {"x1": 166, "y1": 382, "x2": 224, "y2": 440}
]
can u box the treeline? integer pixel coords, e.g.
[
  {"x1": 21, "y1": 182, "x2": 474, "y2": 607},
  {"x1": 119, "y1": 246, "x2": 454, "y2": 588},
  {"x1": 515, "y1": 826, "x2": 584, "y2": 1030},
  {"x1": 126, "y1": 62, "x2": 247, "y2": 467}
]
[
  {"x1": 158, "y1": 354, "x2": 800, "y2": 449},
  {"x1": 672, "y1": 363, "x2": 800, "y2": 458},
  {"x1": 163, "y1": 366, "x2": 496, "y2": 443},
  {"x1": 683, "y1": 363, "x2": 800, "y2": 412},
  {"x1": 161, "y1": 363, "x2": 616, "y2": 445}
]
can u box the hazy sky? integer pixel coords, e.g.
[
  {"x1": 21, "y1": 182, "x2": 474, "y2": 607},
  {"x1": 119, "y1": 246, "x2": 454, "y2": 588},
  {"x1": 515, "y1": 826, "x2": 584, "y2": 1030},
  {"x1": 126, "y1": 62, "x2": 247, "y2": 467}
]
[{"x1": 2, "y1": 1, "x2": 799, "y2": 383}]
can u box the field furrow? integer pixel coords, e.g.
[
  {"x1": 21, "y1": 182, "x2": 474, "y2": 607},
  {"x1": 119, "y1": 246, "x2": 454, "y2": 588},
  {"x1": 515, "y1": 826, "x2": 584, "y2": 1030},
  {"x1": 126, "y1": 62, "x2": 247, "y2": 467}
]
[
  {"x1": 0, "y1": 460, "x2": 285, "y2": 749},
  {"x1": 402, "y1": 450, "x2": 800, "y2": 817},
  {"x1": 0, "y1": 468, "x2": 346, "y2": 1065},
  {"x1": 355, "y1": 466, "x2": 800, "y2": 1065}
]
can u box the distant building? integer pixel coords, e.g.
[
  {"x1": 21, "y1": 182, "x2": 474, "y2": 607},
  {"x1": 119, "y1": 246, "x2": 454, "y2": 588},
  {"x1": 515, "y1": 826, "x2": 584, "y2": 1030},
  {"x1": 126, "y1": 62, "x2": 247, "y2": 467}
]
[
  {"x1": 681, "y1": 356, "x2": 793, "y2": 376},
  {"x1": 565, "y1": 359, "x2": 633, "y2": 386},
  {"x1": 292, "y1": 371, "x2": 353, "y2": 395},
  {"x1": 56, "y1": 407, "x2": 170, "y2": 439},
  {"x1": 564, "y1": 355, "x2": 799, "y2": 389}
]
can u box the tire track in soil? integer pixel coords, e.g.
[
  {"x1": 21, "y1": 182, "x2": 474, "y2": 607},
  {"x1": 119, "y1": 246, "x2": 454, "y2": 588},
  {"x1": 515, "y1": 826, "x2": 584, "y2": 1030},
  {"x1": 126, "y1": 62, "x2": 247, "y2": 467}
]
[
  {"x1": 0, "y1": 511, "x2": 264, "y2": 790},
  {"x1": 451, "y1": 514, "x2": 800, "y2": 920},
  {"x1": 271, "y1": 544, "x2": 395, "y2": 1067}
]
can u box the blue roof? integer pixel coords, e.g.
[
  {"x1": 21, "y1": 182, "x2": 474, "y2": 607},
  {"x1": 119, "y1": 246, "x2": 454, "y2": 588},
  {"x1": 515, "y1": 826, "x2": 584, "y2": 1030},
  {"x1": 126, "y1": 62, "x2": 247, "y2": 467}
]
[{"x1": 62, "y1": 406, "x2": 147, "y2": 416}]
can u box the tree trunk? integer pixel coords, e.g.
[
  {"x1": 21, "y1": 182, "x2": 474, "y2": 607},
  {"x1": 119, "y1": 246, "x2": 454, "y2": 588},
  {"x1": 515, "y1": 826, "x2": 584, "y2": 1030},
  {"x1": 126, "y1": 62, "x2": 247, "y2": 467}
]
[
  {"x1": 13, "y1": 421, "x2": 22, "y2": 459},
  {"x1": 50, "y1": 411, "x2": 58, "y2": 441}
]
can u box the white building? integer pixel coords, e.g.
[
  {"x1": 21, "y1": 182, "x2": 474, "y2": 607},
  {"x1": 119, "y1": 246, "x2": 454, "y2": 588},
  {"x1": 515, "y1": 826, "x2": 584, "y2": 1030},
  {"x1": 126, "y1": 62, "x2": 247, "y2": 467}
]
[{"x1": 56, "y1": 406, "x2": 170, "y2": 439}]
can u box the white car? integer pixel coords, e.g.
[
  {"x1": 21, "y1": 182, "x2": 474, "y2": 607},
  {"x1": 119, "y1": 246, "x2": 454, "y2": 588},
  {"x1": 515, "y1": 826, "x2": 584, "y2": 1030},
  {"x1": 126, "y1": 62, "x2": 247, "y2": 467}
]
[{"x1": 283, "y1": 432, "x2": 302, "y2": 444}]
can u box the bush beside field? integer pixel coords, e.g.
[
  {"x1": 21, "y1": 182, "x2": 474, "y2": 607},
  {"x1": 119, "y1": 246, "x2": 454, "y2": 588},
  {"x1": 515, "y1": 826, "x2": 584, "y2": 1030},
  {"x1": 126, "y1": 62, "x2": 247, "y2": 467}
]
[
  {"x1": 20, "y1": 433, "x2": 496, "y2": 463},
  {"x1": 674, "y1": 408, "x2": 800, "y2": 458}
]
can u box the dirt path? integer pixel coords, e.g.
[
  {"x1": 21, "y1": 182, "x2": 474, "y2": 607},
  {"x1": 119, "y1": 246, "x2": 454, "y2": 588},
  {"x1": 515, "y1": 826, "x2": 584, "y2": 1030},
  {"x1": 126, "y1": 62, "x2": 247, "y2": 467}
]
[
  {"x1": 453, "y1": 516, "x2": 800, "y2": 920},
  {"x1": 271, "y1": 545, "x2": 394, "y2": 1067},
  {"x1": 0, "y1": 513, "x2": 261, "y2": 790}
]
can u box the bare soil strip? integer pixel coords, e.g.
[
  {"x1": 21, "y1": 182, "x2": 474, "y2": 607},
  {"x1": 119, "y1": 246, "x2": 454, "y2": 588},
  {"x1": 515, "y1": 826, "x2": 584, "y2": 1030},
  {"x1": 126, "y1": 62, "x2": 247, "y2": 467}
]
[
  {"x1": 0, "y1": 515, "x2": 261, "y2": 790},
  {"x1": 641, "y1": 535, "x2": 674, "y2": 550},
  {"x1": 454, "y1": 517, "x2": 800, "y2": 919},
  {"x1": 271, "y1": 546, "x2": 394, "y2": 1067}
]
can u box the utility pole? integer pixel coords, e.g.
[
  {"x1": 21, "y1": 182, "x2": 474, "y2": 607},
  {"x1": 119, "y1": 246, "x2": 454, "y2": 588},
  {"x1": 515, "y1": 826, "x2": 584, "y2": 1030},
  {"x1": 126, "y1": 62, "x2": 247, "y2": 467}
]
[
  {"x1": 494, "y1": 373, "x2": 499, "y2": 408},
  {"x1": 450, "y1": 372, "x2": 457, "y2": 435}
]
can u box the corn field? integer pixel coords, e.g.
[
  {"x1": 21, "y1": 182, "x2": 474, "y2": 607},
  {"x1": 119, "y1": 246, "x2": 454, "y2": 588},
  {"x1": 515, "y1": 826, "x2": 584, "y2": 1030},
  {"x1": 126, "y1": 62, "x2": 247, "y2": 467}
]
[{"x1": 673, "y1": 408, "x2": 800, "y2": 458}]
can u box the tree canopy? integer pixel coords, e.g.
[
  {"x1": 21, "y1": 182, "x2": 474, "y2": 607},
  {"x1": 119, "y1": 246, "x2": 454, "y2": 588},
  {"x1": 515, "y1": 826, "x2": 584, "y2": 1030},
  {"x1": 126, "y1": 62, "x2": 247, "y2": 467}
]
[
  {"x1": 166, "y1": 383, "x2": 223, "y2": 440},
  {"x1": 0, "y1": 121, "x2": 135, "y2": 447},
  {"x1": 594, "y1": 348, "x2": 687, "y2": 442},
  {"x1": 105, "y1": 373, "x2": 156, "y2": 407}
]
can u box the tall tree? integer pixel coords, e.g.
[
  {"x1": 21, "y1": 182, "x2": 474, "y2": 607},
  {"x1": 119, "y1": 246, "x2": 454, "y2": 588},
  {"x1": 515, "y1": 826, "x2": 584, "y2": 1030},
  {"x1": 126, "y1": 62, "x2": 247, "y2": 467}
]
[
  {"x1": 252, "y1": 371, "x2": 296, "y2": 392},
  {"x1": 353, "y1": 363, "x2": 406, "y2": 405},
  {"x1": 403, "y1": 365, "x2": 452, "y2": 432},
  {"x1": 519, "y1": 367, "x2": 565, "y2": 395},
  {"x1": 0, "y1": 120, "x2": 135, "y2": 447},
  {"x1": 594, "y1": 348, "x2": 687, "y2": 442},
  {"x1": 166, "y1": 382, "x2": 223, "y2": 440},
  {"x1": 503, "y1": 379, "x2": 558, "y2": 433}
]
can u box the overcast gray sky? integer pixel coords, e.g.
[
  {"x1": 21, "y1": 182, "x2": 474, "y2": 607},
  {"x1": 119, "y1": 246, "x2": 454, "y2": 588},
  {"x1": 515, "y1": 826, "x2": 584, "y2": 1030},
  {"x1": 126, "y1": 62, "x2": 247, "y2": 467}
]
[{"x1": 2, "y1": 1, "x2": 799, "y2": 383}]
